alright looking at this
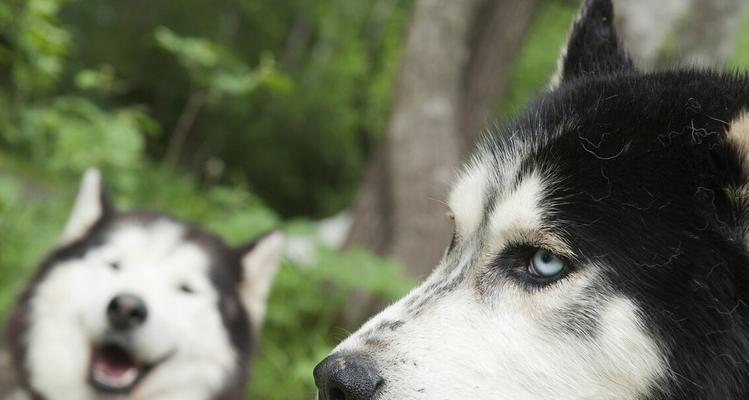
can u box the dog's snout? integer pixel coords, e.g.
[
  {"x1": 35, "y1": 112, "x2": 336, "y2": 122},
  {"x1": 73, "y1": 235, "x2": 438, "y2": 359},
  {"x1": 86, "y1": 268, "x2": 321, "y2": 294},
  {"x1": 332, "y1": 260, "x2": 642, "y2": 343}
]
[
  {"x1": 107, "y1": 294, "x2": 148, "y2": 331},
  {"x1": 314, "y1": 354, "x2": 383, "y2": 400}
]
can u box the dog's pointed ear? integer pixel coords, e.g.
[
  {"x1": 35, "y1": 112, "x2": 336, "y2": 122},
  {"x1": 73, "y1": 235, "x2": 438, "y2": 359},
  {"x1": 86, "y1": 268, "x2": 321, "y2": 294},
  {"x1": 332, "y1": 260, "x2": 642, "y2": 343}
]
[
  {"x1": 238, "y1": 230, "x2": 284, "y2": 331},
  {"x1": 550, "y1": 0, "x2": 633, "y2": 88},
  {"x1": 61, "y1": 169, "x2": 114, "y2": 244}
]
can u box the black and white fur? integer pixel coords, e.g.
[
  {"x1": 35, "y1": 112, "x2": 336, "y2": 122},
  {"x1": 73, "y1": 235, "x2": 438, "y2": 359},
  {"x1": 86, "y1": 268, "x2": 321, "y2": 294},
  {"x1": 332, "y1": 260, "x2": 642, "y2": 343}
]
[
  {"x1": 5, "y1": 169, "x2": 283, "y2": 400},
  {"x1": 318, "y1": 0, "x2": 749, "y2": 398}
]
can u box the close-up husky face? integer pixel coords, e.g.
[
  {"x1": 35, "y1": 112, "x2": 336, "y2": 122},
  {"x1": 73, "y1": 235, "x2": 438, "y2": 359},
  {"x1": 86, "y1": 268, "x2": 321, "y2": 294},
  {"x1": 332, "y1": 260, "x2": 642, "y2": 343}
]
[
  {"x1": 315, "y1": 0, "x2": 749, "y2": 399},
  {"x1": 6, "y1": 170, "x2": 283, "y2": 400}
]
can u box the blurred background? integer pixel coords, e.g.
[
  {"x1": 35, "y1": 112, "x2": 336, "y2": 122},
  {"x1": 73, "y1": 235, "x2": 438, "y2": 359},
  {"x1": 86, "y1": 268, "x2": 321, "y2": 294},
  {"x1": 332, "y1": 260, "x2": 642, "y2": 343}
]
[{"x1": 2, "y1": 0, "x2": 749, "y2": 398}]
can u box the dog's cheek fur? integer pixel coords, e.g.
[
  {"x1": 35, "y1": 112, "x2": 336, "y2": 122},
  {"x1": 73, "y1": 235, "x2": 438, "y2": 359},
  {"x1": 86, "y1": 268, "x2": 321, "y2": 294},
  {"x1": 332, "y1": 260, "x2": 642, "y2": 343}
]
[
  {"x1": 334, "y1": 274, "x2": 666, "y2": 400},
  {"x1": 330, "y1": 160, "x2": 667, "y2": 400},
  {"x1": 24, "y1": 263, "x2": 95, "y2": 399}
]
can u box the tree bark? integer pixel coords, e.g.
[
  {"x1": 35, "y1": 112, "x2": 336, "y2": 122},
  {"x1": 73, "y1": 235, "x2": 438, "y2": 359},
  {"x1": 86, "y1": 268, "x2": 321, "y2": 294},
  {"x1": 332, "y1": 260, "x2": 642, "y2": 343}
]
[
  {"x1": 343, "y1": 145, "x2": 391, "y2": 257},
  {"x1": 613, "y1": 0, "x2": 690, "y2": 69},
  {"x1": 385, "y1": 0, "x2": 482, "y2": 278},
  {"x1": 666, "y1": 0, "x2": 748, "y2": 68},
  {"x1": 163, "y1": 91, "x2": 206, "y2": 170},
  {"x1": 613, "y1": 0, "x2": 748, "y2": 69},
  {"x1": 461, "y1": 0, "x2": 539, "y2": 147},
  {"x1": 345, "y1": 0, "x2": 538, "y2": 280}
]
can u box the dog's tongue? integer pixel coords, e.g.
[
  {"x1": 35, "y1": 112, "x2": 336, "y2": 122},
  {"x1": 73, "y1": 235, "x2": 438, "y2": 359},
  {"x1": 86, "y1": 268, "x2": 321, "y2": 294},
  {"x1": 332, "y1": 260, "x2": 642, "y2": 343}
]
[{"x1": 91, "y1": 345, "x2": 141, "y2": 389}]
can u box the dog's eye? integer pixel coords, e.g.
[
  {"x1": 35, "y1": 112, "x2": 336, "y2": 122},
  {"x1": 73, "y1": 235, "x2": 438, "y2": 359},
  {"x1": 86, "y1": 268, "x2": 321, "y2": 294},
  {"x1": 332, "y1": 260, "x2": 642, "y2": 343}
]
[
  {"x1": 529, "y1": 249, "x2": 565, "y2": 278},
  {"x1": 179, "y1": 283, "x2": 195, "y2": 295},
  {"x1": 108, "y1": 262, "x2": 120, "y2": 271}
]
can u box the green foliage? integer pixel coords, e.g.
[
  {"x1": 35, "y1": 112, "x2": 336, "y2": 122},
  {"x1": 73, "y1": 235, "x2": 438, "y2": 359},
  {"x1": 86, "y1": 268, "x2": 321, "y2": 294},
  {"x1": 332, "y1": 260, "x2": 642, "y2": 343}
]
[
  {"x1": 19, "y1": 97, "x2": 152, "y2": 175},
  {"x1": 251, "y1": 247, "x2": 412, "y2": 398},
  {"x1": 154, "y1": 27, "x2": 292, "y2": 100},
  {"x1": 74, "y1": 65, "x2": 126, "y2": 93},
  {"x1": 0, "y1": 2, "x2": 414, "y2": 399},
  {"x1": 208, "y1": 0, "x2": 411, "y2": 217},
  {"x1": 498, "y1": 0, "x2": 578, "y2": 119},
  {"x1": 3, "y1": 0, "x2": 74, "y2": 96},
  {"x1": 0, "y1": 162, "x2": 70, "y2": 316},
  {"x1": 55, "y1": 0, "x2": 412, "y2": 217},
  {"x1": 730, "y1": 8, "x2": 749, "y2": 68}
]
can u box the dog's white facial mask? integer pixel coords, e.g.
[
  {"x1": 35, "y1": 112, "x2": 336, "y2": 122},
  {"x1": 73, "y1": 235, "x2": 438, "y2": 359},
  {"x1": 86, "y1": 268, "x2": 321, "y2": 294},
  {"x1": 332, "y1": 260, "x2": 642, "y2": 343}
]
[
  {"x1": 331, "y1": 160, "x2": 667, "y2": 400},
  {"x1": 28, "y1": 220, "x2": 234, "y2": 400},
  {"x1": 18, "y1": 169, "x2": 283, "y2": 400}
]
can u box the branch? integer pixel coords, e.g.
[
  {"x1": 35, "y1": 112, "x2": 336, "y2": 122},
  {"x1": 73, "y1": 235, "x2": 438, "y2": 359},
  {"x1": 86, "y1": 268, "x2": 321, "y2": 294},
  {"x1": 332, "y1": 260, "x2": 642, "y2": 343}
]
[{"x1": 163, "y1": 91, "x2": 206, "y2": 169}]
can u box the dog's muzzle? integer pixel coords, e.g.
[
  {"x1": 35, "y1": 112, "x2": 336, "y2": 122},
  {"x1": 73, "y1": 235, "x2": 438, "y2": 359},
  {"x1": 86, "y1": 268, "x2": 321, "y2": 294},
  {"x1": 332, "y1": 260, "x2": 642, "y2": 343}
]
[{"x1": 314, "y1": 354, "x2": 383, "y2": 400}]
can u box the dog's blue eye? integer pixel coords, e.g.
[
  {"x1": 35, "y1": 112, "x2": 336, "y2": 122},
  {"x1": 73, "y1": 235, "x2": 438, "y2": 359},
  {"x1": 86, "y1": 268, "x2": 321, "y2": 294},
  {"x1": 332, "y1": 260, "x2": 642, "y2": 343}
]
[{"x1": 529, "y1": 249, "x2": 565, "y2": 278}]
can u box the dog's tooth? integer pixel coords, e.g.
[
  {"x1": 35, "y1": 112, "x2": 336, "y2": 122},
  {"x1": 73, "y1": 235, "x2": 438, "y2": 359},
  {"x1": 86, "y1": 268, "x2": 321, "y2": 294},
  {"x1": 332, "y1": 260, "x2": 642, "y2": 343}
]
[
  {"x1": 118, "y1": 368, "x2": 138, "y2": 387},
  {"x1": 93, "y1": 363, "x2": 139, "y2": 388}
]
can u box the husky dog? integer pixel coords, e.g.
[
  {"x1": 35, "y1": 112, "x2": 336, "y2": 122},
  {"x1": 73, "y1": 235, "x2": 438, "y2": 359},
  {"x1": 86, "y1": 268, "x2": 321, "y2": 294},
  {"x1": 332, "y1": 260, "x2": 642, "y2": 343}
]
[
  {"x1": 314, "y1": 1, "x2": 749, "y2": 399},
  {"x1": 5, "y1": 169, "x2": 283, "y2": 400}
]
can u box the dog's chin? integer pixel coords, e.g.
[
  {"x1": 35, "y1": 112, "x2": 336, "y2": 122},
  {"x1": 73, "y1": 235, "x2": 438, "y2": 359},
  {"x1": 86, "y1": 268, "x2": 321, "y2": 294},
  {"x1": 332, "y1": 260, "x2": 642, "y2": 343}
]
[{"x1": 88, "y1": 343, "x2": 156, "y2": 395}]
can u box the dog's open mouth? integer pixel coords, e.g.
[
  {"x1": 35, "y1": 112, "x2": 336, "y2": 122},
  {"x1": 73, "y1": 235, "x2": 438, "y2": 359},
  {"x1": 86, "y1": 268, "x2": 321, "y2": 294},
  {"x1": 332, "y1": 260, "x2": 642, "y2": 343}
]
[{"x1": 88, "y1": 344, "x2": 152, "y2": 394}]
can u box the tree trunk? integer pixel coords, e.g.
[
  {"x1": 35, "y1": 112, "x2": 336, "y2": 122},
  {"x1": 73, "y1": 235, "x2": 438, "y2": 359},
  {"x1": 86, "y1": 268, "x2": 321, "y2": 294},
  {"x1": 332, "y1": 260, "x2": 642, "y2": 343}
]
[
  {"x1": 613, "y1": 0, "x2": 748, "y2": 69},
  {"x1": 613, "y1": 0, "x2": 690, "y2": 69},
  {"x1": 385, "y1": 0, "x2": 482, "y2": 278},
  {"x1": 343, "y1": 145, "x2": 391, "y2": 257},
  {"x1": 666, "y1": 0, "x2": 748, "y2": 67},
  {"x1": 461, "y1": 0, "x2": 539, "y2": 147},
  {"x1": 345, "y1": 0, "x2": 538, "y2": 280}
]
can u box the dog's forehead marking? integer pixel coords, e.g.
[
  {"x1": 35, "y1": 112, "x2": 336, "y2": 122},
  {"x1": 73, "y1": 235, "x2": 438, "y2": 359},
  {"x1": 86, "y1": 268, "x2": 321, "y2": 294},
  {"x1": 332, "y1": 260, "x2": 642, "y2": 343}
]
[
  {"x1": 448, "y1": 161, "x2": 491, "y2": 237},
  {"x1": 448, "y1": 139, "x2": 532, "y2": 237},
  {"x1": 391, "y1": 166, "x2": 554, "y2": 323},
  {"x1": 449, "y1": 143, "x2": 568, "y2": 260},
  {"x1": 486, "y1": 173, "x2": 543, "y2": 249},
  {"x1": 95, "y1": 219, "x2": 210, "y2": 273}
]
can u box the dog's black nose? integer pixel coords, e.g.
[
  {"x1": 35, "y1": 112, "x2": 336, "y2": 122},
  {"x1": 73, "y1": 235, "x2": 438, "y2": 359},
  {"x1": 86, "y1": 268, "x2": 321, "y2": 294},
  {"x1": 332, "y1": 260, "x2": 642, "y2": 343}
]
[
  {"x1": 314, "y1": 354, "x2": 383, "y2": 400},
  {"x1": 107, "y1": 294, "x2": 148, "y2": 330}
]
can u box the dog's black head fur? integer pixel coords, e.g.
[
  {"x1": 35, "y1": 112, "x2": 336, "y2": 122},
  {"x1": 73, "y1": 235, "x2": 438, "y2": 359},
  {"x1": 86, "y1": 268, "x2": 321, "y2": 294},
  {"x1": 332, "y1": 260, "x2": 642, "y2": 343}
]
[{"x1": 500, "y1": 0, "x2": 749, "y2": 397}]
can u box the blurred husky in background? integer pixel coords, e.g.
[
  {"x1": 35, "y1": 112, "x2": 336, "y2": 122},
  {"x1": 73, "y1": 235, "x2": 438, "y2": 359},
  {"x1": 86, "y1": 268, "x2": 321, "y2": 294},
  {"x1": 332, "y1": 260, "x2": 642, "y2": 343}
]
[
  {"x1": 314, "y1": 0, "x2": 749, "y2": 399},
  {"x1": 4, "y1": 169, "x2": 283, "y2": 400}
]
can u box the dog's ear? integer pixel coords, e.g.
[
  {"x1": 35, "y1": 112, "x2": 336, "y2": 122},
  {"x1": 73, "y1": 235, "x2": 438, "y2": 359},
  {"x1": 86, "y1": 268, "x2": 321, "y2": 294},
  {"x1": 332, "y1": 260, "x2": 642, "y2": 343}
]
[
  {"x1": 61, "y1": 168, "x2": 114, "y2": 244},
  {"x1": 238, "y1": 230, "x2": 284, "y2": 332},
  {"x1": 550, "y1": 0, "x2": 633, "y2": 88}
]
